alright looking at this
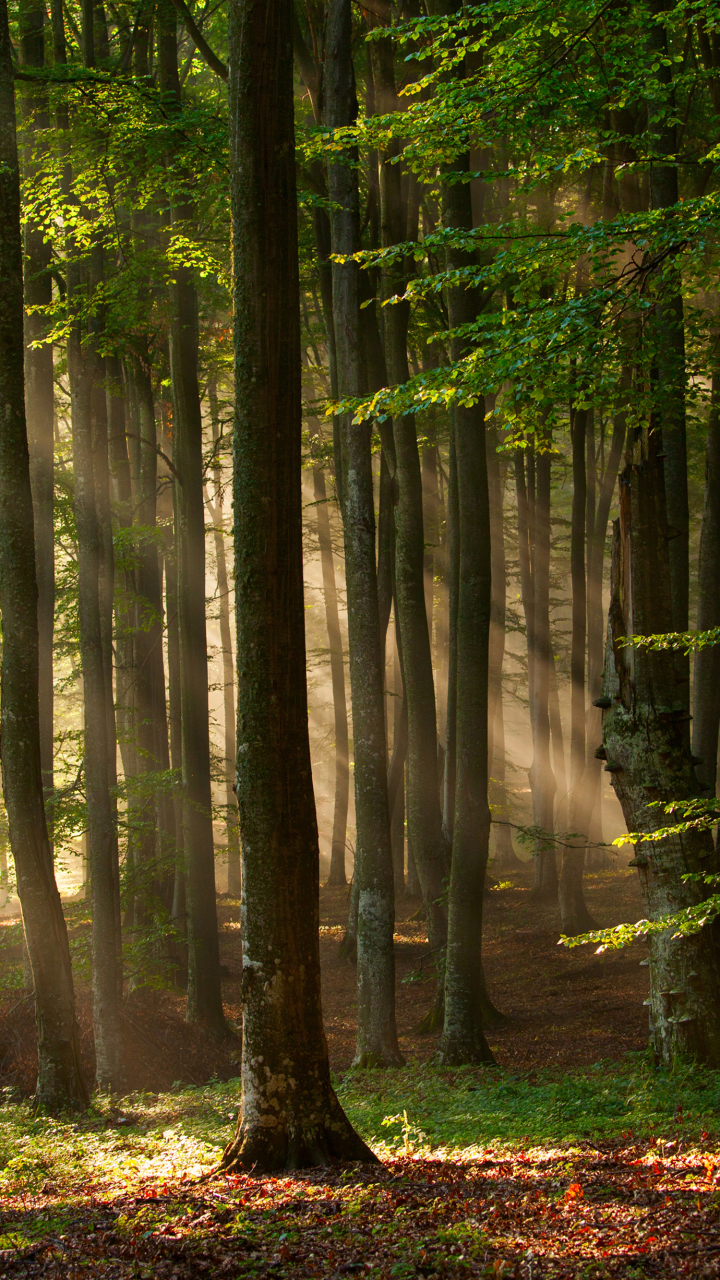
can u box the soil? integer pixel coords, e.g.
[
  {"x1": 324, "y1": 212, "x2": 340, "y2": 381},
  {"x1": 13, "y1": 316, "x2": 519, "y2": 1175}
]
[{"x1": 0, "y1": 863, "x2": 649, "y2": 1096}]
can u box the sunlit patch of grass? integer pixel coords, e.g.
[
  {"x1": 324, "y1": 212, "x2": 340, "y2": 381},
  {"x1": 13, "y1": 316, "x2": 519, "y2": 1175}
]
[
  {"x1": 0, "y1": 1055, "x2": 719, "y2": 1208},
  {"x1": 0, "y1": 1081, "x2": 242, "y2": 1199}
]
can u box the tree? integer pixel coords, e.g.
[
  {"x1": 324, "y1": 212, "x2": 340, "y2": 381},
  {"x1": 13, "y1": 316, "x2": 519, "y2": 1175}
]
[
  {"x1": 222, "y1": 0, "x2": 376, "y2": 1168},
  {"x1": 439, "y1": 144, "x2": 498, "y2": 1065},
  {"x1": 19, "y1": 0, "x2": 55, "y2": 815},
  {"x1": 161, "y1": 1, "x2": 225, "y2": 1033},
  {"x1": 0, "y1": 0, "x2": 87, "y2": 1109},
  {"x1": 325, "y1": 0, "x2": 402, "y2": 1070},
  {"x1": 601, "y1": 430, "x2": 720, "y2": 1066}
]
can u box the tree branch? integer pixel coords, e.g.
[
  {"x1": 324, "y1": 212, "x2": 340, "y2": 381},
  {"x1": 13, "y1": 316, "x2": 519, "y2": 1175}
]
[{"x1": 166, "y1": 0, "x2": 228, "y2": 82}]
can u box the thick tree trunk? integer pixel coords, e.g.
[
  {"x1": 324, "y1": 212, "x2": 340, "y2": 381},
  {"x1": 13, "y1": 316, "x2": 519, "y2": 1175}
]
[
  {"x1": 693, "y1": 369, "x2": 720, "y2": 796},
  {"x1": 325, "y1": 0, "x2": 402, "y2": 1068},
  {"x1": 602, "y1": 432, "x2": 720, "y2": 1066},
  {"x1": 223, "y1": 0, "x2": 375, "y2": 1167},
  {"x1": 0, "y1": 3, "x2": 87, "y2": 1108}
]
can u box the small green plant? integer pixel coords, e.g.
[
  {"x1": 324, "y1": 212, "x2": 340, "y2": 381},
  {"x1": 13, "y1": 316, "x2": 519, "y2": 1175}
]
[{"x1": 381, "y1": 1109, "x2": 427, "y2": 1155}]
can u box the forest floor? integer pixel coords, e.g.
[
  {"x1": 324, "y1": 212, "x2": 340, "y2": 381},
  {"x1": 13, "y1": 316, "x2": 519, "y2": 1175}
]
[{"x1": 4, "y1": 863, "x2": 720, "y2": 1277}]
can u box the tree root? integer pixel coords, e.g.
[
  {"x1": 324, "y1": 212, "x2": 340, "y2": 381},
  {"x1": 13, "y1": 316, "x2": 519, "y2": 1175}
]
[{"x1": 219, "y1": 1106, "x2": 378, "y2": 1173}]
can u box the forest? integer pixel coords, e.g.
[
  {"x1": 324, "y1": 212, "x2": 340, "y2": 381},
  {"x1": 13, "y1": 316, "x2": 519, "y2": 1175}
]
[{"x1": 2, "y1": 0, "x2": 720, "y2": 1275}]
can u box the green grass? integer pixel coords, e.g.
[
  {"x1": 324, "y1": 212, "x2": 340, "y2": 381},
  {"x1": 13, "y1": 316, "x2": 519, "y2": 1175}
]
[
  {"x1": 337, "y1": 1053, "x2": 720, "y2": 1153},
  {"x1": 0, "y1": 1054, "x2": 719, "y2": 1207}
]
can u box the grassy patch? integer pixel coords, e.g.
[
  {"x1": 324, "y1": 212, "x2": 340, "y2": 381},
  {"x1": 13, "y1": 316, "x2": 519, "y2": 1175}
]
[
  {"x1": 0, "y1": 1053, "x2": 718, "y2": 1205},
  {"x1": 337, "y1": 1053, "x2": 720, "y2": 1155}
]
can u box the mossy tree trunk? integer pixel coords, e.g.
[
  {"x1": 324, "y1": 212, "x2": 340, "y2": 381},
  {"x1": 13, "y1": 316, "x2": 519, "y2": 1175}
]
[
  {"x1": 0, "y1": 0, "x2": 87, "y2": 1108},
  {"x1": 223, "y1": 0, "x2": 379, "y2": 1168},
  {"x1": 602, "y1": 431, "x2": 720, "y2": 1066}
]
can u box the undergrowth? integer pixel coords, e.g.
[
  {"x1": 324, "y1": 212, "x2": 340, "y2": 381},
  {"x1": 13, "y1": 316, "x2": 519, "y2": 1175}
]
[{"x1": 0, "y1": 1054, "x2": 719, "y2": 1199}]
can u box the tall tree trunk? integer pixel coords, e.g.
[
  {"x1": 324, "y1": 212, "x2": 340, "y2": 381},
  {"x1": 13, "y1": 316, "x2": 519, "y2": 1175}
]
[
  {"x1": 602, "y1": 431, "x2": 720, "y2": 1066},
  {"x1": 325, "y1": 0, "x2": 402, "y2": 1068},
  {"x1": 68, "y1": 296, "x2": 123, "y2": 1091},
  {"x1": 89, "y1": 293, "x2": 122, "y2": 983},
  {"x1": 0, "y1": 0, "x2": 87, "y2": 1107},
  {"x1": 486, "y1": 420, "x2": 519, "y2": 870},
  {"x1": 648, "y1": 0, "x2": 688, "y2": 647},
  {"x1": 166, "y1": 509, "x2": 187, "y2": 976},
  {"x1": 390, "y1": 637, "x2": 407, "y2": 900},
  {"x1": 559, "y1": 406, "x2": 595, "y2": 933},
  {"x1": 222, "y1": 0, "x2": 375, "y2": 1168},
  {"x1": 443, "y1": 423, "x2": 459, "y2": 843},
  {"x1": 528, "y1": 434, "x2": 558, "y2": 900},
  {"x1": 584, "y1": 403, "x2": 626, "y2": 862},
  {"x1": 207, "y1": 380, "x2": 242, "y2": 897},
  {"x1": 372, "y1": 30, "x2": 449, "y2": 975},
  {"x1": 160, "y1": 0, "x2": 224, "y2": 1032},
  {"x1": 124, "y1": 360, "x2": 163, "y2": 927},
  {"x1": 693, "y1": 368, "x2": 720, "y2": 796},
  {"x1": 19, "y1": 0, "x2": 55, "y2": 815},
  {"x1": 106, "y1": 355, "x2": 136, "y2": 960},
  {"x1": 313, "y1": 462, "x2": 349, "y2": 887},
  {"x1": 438, "y1": 146, "x2": 497, "y2": 1064}
]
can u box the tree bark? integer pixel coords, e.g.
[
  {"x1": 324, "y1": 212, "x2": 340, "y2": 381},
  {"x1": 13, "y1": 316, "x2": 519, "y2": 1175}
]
[
  {"x1": 68, "y1": 298, "x2": 123, "y2": 1091},
  {"x1": 314, "y1": 463, "x2": 349, "y2": 887},
  {"x1": 528, "y1": 434, "x2": 558, "y2": 900},
  {"x1": 207, "y1": 380, "x2": 241, "y2": 898},
  {"x1": 584, "y1": 402, "x2": 626, "y2": 862},
  {"x1": 223, "y1": 0, "x2": 378, "y2": 1169},
  {"x1": 486, "y1": 420, "x2": 519, "y2": 870},
  {"x1": 648, "y1": 0, "x2": 689, "y2": 646},
  {"x1": 693, "y1": 369, "x2": 720, "y2": 796},
  {"x1": 439, "y1": 143, "x2": 499, "y2": 1061},
  {"x1": 19, "y1": 0, "x2": 55, "y2": 815},
  {"x1": 372, "y1": 30, "x2": 449, "y2": 975},
  {"x1": 325, "y1": 0, "x2": 402, "y2": 1068},
  {"x1": 559, "y1": 406, "x2": 595, "y2": 933},
  {"x1": 160, "y1": 0, "x2": 224, "y2": 1032},
  {"x1": 0, "y1": 0, "x2": 87, "y2": 1108},
  {"x1": 602, "y1": 431, "x2": 720, "y2": 1066}
]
